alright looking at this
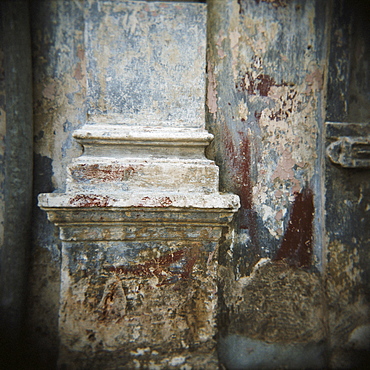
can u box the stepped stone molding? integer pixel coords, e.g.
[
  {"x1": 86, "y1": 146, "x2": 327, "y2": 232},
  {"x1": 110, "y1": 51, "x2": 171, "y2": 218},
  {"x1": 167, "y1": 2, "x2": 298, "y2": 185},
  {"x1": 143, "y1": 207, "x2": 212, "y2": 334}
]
[{"x1": 39, "y1": 122, "x2": 239, "y2": 244}]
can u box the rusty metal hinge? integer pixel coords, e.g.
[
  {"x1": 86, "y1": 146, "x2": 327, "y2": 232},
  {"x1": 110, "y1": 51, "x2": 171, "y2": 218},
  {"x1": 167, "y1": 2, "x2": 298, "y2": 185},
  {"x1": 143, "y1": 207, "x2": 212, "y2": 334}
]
[{"x1": 326, "y1": 122, "x2": 370, "y2": 168}]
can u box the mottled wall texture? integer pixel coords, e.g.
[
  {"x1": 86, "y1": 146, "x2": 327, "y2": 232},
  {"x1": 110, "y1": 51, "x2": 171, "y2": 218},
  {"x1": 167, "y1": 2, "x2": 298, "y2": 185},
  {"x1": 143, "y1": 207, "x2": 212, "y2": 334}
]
[
  {"x1": 0, "y1": 0, "x2": 369, "y2": 368},
  {"x1": 206, "y1": 0, "x2": 329, "y2": 367}
]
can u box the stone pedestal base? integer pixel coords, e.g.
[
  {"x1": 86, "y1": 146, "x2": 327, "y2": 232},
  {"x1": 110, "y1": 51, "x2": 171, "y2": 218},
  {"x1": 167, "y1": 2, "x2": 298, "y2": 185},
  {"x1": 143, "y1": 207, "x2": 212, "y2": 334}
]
[
  {"x1": 58, "y1": 238, "x2": 219, "y2": 369},
  {"x1": 39, "y1": 124, "x2": 239, "y2": 368}
]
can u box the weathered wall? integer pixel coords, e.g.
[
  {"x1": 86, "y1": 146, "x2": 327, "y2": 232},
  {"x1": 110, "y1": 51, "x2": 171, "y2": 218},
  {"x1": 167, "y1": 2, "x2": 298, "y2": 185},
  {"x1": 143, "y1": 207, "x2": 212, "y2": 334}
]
[
  {"x1": 325, "y1": 0, "x2": 370, "y2": 367},
  {"x1": 206, "y1": 0, "x2": 330, "y2": 367},
  {"x1": 0, "y1": 0, "x2": 33, "y2": 366},
  {"x1": 1, "y1": 0, "x2": 366, "y2": 368}
]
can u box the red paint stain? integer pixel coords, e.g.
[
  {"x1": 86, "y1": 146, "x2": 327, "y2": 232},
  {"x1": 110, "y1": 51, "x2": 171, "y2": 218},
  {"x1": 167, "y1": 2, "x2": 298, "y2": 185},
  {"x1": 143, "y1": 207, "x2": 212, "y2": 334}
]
[
  {"x1": 222, "y1": 122, "x2": 252, "y2": 214},
  {"x1": 255, "y1": 111, "x2": 262, "y2": 120},
  {"x1": 110, "y1": 249, "x2": 197, "y2": 286},
  {"x1": 269, "y1": 108, "x2": 289, "y2": 120},
  {"x1": 237, "y1": 0, "x2": 244, "y2": 14},
  {"x1": 256, "y1": 74, "x2": 276, "y2": 96},
  {"x1": 236, "y1": 72, "x2": 287, "y2": 97},
  {"x1": 159, "y1": 197, "x2": 172, "y2": 207},
  {"x1": 273, "y1": 187, "x2": 314, "y2": 268},
  {"x1": 236, "y1": 72, "x2": 279, "y2": 97},
  {"x1": 70, "y1": 164, "x2": 136, "y2": 182},
  {"x1": 136, "y1": 196, "x2": 173, "y2": 208},
  {"x1": 222, "y1": 122, "x2": 261, "y2": 271},
  {"x1": 69, "y1": 194, "x2": 112, "y2": 207}
]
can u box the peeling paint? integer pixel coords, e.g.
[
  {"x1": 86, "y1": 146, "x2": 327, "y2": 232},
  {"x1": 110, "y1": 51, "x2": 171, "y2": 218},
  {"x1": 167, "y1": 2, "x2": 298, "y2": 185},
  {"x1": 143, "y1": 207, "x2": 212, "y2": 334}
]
[
  {"x1": 85, "y1": 1, "x2": 207, "y2": 128},
  {"x1": 23, "y1": 0, "x2": 370, "y2": 368},
  {"x1": 69, "y1": 194, "x2": 113, "y2": 207},
  {"x1": 70, "y1": 163, "x2": 136, "y2": 183},
  {"x1": 32, "y1": 2, "x2": 239, "y2": 368}
]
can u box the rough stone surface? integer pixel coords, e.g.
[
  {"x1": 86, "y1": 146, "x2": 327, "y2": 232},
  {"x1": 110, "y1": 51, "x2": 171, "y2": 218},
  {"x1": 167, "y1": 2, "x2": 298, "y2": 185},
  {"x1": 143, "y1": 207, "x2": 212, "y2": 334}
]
[
  {"x1": 207, "y1": 0, "x2": 328, "y2": 269},
  {"x1": 39, "y1": 123, "x2": 239, "y2": 367},
  {"x1": 56, "y1": 240, "x2": 220, "y2": 369}
]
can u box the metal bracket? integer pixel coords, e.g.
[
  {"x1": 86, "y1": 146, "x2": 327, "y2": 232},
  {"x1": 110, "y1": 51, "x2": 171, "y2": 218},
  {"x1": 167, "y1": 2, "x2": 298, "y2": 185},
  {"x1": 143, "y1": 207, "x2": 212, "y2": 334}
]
[
  {"x1": 327, "y1": 137, "x2": 370, "y2": 168},
  {"x1": 326, "y1": 122, "x2": 370, "y2": 168}
]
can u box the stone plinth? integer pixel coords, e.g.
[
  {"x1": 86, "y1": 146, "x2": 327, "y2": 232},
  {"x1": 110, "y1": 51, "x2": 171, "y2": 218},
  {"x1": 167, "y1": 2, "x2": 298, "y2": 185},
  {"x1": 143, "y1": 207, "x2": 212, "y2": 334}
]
[{"x1": 39, "y1": 124, "x2": 239, "y2": 368}]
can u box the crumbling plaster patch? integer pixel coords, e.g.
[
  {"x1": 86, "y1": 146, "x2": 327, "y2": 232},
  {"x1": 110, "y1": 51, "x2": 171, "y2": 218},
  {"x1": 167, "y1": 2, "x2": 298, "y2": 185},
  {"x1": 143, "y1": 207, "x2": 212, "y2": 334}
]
[{"x1": 219, "y1": 258, "x2": 326, "y2": 343}]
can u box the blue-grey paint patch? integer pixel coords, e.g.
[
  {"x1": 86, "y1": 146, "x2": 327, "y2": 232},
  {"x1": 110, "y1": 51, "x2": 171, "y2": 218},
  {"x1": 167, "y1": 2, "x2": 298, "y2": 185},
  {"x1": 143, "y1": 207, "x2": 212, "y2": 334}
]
[
  {"x1": 63, "y1": 120, "x2": 73, "y2": 133},
  {"x1": 61, "y1": 133, "x2": 74, "y2": 158},
  {"x1": 65, "y1": 92, "x2": 75, "y2": 105},
  {"x1": 218, "y1": 335, "x2": 326, "y2": 369},
  {"x1": 85, "y1": 1, "x2": 207, "y2": 127}
]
